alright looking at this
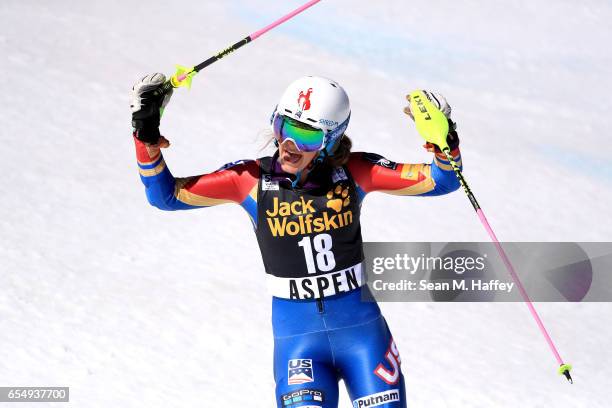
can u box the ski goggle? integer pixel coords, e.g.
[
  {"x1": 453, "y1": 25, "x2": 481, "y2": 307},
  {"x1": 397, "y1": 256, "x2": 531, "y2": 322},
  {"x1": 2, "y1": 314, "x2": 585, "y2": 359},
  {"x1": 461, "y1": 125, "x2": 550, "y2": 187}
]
[{"x1": 272, "y1": 114, "x2": 326, "y2": 152}]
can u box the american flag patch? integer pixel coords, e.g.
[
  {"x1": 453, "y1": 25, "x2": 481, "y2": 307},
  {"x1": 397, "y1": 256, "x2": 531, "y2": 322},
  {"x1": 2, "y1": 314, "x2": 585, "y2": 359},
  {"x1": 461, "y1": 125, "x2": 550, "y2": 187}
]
[{"x1": 288, "y1": 359, "x2": 314, "y2": 385}]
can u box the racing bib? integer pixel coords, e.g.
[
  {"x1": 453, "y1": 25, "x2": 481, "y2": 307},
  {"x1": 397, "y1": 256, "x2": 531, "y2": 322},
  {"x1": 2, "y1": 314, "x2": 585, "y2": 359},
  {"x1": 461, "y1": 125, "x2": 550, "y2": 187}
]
[{"x1": 255, "y1": 156, "x2": 364, "y2": 299}]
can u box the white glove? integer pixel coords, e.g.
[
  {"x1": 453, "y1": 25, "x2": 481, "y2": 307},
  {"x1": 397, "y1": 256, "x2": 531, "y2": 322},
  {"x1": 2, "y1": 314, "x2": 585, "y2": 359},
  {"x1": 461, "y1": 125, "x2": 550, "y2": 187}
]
[
  {"x1": 130, "y1": 73, "x2": 173, "y2": 113},
  {"x1": 404, "y1": 90, "x2": 451, "y2": 120},
  {"x1": 404, "y1": 90, "x2": 459, "y2": 152},
  {"x1": 130, "y1": 73, "x2": 173, "y2": 144}
]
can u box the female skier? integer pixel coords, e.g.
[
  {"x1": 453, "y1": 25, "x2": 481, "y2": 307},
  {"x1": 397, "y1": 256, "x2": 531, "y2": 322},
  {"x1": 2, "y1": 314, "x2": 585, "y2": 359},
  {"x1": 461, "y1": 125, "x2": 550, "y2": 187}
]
[{"x1": 130, "y1": 73, "x2": 461, "y2": 408}]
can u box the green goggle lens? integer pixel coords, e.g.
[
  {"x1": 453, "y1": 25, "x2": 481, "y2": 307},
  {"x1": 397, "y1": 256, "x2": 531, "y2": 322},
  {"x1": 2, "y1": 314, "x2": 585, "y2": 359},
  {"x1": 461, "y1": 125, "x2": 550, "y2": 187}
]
[{"x1": 272, "y1": 115, "x2": 325, "y2": 152}]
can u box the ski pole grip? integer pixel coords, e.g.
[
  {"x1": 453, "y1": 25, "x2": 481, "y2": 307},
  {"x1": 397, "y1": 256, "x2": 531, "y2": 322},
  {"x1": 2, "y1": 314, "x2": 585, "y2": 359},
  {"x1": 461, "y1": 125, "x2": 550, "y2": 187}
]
[
  {"x1": 408, "y1": 90, "x2": 450, "y2": 150},
  {"x1": 153, "y1": 80, "x2": 174, "y2": 98}
]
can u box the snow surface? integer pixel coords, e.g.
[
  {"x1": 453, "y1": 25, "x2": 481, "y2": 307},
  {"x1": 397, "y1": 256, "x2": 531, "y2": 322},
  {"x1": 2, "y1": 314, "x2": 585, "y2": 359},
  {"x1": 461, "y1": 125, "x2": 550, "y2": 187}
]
[{"x1": 1, "y1": 0, "x2": 611, "y2": 406}]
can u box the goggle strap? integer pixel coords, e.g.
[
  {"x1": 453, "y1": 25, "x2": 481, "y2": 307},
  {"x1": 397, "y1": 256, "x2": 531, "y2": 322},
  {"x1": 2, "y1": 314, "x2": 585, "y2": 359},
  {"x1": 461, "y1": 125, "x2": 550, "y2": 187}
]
[{"x1": 323, "y1": 114, "x2": 351, "y2": 156}]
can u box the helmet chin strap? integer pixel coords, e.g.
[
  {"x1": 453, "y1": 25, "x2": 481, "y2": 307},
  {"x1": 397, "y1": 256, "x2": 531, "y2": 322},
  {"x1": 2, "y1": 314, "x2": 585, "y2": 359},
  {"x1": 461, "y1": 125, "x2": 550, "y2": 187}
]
[
  {"x1": 288, "y1": 154, "x2": 321, "y2": 188},
  {"x1": 289, "y1": 136, "x2": 338, "y2": 187},
  {"x1": 289, "y1": 157, "x2": 318, "y2": 188},
  {"x1": 277, "y1": 133, "x2": 342, "y2": 188},
  {"x1": 313, "y1": 148, "x2": 328, "y2": 165},
  {"x1": 275, "y1": 145, "x2": 306, "y2": 188},
  {"x1": 275, "y1": 139, "x2": 313, "y2": 188},
  {"x1": 290, "y1": 169, "x2": 303, "y2": 188}
]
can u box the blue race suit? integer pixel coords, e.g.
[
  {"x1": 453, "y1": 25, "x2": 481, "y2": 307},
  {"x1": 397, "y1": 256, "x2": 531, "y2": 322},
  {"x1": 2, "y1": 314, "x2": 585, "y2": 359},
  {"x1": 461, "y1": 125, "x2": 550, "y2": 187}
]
[
  {"x1": 273, "y1": 288, "x2": 406, "y2": 408},
  {"x1": 134, "y1": 136, "x2": 462, "y2": 407}
]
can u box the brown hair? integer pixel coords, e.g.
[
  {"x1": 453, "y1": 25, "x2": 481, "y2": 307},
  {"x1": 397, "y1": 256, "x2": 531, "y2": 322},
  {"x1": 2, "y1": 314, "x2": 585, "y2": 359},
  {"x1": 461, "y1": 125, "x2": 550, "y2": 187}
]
[{"x1": 323, "y1": 135, "x2": 352, "y2": 167}]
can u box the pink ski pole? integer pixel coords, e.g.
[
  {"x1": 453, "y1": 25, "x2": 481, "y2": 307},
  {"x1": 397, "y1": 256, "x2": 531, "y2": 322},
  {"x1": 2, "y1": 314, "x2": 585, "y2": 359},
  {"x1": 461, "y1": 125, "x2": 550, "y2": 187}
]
[
  {"x1": 472, "y1": 188, "x2": 571, "y2": 382},
  {"x1": 154, "y1": 0, "x2": 322, "y2": 95},
  {"x1": 408, "y1": 91, "x2": 573, "y2": 383}
]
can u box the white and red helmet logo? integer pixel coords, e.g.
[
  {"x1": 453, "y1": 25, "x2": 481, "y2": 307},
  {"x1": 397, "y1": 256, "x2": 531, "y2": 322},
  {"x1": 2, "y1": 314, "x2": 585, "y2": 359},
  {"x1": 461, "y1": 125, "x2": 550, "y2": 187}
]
[
  {"x1": 275, "y1": 76, "x2": 350, "y2": 133},
  {"x1": 297, "y1": 88, "x2": 313, "y2": 111}
]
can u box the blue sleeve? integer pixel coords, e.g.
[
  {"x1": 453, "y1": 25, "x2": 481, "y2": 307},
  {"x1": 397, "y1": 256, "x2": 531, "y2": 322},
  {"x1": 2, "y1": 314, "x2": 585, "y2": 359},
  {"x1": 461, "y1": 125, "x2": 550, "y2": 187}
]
[
  {"x1": 138, "y1": 156, "x2": 200, "y2": 210},
  {"x1": 418, "y1": 152, "x2": 462, "y2": 196}
]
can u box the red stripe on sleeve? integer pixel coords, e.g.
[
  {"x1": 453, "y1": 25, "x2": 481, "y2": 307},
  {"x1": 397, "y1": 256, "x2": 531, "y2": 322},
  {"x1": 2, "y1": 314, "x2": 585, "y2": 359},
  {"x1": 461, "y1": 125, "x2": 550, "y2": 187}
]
[
  {"x1": 347, "y1": 152, "x2": 427, "y2": 194},
  {"x1": 179, "y1": 160, "x2": 260, "y2": 203}
]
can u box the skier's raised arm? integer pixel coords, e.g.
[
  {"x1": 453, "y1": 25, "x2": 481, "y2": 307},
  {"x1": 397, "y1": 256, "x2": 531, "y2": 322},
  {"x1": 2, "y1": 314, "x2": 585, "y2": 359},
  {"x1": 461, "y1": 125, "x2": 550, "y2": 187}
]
[
  {"x1": 347, "y1": 91, "x2": 462, "y2": 199},
  {"x1": 130, "y1": 74, "x2": 259, "y2": 211}
]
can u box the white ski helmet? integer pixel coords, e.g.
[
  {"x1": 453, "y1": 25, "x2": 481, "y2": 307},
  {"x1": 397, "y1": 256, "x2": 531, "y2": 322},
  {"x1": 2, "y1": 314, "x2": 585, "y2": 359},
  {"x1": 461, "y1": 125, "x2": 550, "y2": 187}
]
[{"x1": 271, "y1": 75, "x2": 351, "y2": 156}]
